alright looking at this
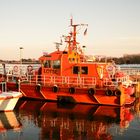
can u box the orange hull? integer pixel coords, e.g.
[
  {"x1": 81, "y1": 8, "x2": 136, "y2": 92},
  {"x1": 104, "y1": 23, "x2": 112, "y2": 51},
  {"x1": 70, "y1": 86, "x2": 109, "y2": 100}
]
[
  {"x1": 7, "y1": 82, "x2": 135, "y2": 106},
  {"x1": 124, "y1": 86, "x2": 135, "y2": 95}
]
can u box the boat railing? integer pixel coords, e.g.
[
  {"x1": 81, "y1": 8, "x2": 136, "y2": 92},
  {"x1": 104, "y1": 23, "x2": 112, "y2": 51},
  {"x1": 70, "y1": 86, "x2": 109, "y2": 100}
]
[
  {"x1": 115, "y1": 75, "x2": 129, "y2": 83},
  {"x1": 6, "y1": 73, "x2": 131, "y2": 88},
  {"x1": 121, "y1": 68, "x2": 140, "y2": 76},
  {"x1": 6, "y1": 73, "x2": 130, "y2": 88},
  {"x1": 103, "y1": 78, "x2": 117, "y2": 87},
  {"x1": 0, "y1": 81, "x2": 7, "y2": 92},
  {"x1": 103, "y1": 75, "x2": 130, "y2": 87},
  {"x1": 19, "y1": 75, "x2": 97, "y2": 88}
]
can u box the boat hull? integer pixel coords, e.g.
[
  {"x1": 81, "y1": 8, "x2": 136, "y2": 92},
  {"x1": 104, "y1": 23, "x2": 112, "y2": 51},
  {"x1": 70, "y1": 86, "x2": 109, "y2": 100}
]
[
  {"x1": 0, "y1": 91, "x2": 22, "y2": 111},
  {"x1": 7, "y1": 82, "x2": 135, "y2": 106}
]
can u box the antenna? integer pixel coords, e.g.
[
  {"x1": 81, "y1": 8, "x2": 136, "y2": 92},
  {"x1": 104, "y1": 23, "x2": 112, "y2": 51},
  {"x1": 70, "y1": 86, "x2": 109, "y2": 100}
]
[
  {"x1": 68, "y1": 17, "x2": 88, "y2": 52},
  {"x1": 70, "y1": 16, "x2": 73, "y2": 26},
  {"x1": 54, "y1": 36, "x2": 63, "y2": 51},
  {"x1": 54, "y1": 42, "x2": 62, "y2": 51}
]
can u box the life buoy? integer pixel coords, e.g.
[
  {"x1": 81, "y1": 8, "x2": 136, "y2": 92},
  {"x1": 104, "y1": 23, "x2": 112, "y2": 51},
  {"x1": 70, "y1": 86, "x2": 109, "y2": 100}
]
[
  {"x1": 105, "y1": 89, "x2": 113, "y2": 96},
  {"x1": 69, "y1": 87, "x2": 75, "y2": 94},
  {"x1": 13, "y1": 65, "x2": 19, "y2": 73},
  {"x1": 106, "y1": 64, "x2": 115, "y2": 75},
  {"x1": 114, "y1": 89, "x2": 121, "y2": 97},
  {"x1": 88, "y1": 88, "x2": 95, "y2": 95},
  {"x1": 27, "y1": 65, "x2": 33, "y2": 74},
  {"x1": 52, "y1": 85, "x2": 58, "y2": 93},
  {"x1": 36, "y1": 84, "x2": 41, "y2": 92}
]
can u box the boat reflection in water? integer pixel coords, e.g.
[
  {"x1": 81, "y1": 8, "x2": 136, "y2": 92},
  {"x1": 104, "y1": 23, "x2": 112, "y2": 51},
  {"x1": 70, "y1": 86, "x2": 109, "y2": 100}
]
[
  {"x1": 0, "y1": 111, "x2": 22, "y2": 139},
  {"x1": 16, "y1": 99, "x2": 134, "y2": 140}
]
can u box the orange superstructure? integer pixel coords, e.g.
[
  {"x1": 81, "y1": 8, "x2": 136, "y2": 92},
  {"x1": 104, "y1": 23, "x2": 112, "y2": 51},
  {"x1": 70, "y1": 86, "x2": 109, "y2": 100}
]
[{"x1": 6, "y1": 17, "x2": 135, "y2": 106}]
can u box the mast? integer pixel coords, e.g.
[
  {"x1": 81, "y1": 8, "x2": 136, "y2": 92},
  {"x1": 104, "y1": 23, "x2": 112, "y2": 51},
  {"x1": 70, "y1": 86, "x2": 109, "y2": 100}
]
[
  {"x1": 61, "y1": 17, "x2": 88, "y2": 63},
  {"x1": 69, "y1": 17, "x2": 88, "y2": 54}
]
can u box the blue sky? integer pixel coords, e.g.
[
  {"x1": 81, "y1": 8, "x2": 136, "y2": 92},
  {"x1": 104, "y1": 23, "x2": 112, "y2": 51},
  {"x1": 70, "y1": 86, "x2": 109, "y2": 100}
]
[{"x1": 0, "y1": 0, "x2": 140, "y2": 60}]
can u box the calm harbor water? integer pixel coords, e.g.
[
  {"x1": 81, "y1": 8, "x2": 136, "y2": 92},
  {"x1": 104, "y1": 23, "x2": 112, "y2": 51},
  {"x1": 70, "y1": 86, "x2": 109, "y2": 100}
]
[{"x1": 0, "y1": 98, "x2": 140, "y2": 140}]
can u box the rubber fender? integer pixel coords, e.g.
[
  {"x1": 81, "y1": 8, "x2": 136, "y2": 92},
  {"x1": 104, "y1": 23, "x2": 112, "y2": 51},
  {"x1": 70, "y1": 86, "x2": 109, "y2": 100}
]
[
  {"x1": 69, "y1": 87, "x2": 75, "y2": 94},
  {"x1": 88, "y1": 88, "x2": 95, "y2": 95},
  {"x1": 105, "y1": 89, "x2": 113, "y2": 96},
  {"x1": 114, "y1": 89, "x2": 121, "y2": 96},
  {"x1": 53, "y1": 85, "x2": 58, "y2": 93}
]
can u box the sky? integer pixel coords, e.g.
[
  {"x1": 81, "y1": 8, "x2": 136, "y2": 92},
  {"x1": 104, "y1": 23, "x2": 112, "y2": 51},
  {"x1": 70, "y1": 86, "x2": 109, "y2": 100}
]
[{"x1": 0, "y1": 0, "x2": 140, "y2": 60}]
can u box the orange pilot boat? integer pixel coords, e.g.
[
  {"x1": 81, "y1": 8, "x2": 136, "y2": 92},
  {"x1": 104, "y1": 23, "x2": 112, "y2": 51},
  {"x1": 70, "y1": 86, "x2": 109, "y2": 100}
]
[{"x1": 6, "y1": 17, "x2": 135, "y2": 106}]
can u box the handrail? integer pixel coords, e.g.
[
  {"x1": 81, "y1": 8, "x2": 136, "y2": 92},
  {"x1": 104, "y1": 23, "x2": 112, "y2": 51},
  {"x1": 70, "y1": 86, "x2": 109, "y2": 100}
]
[
  {"x1": 6, "y1": 74, "x2": 131, "y2": 88},
  {"x1": 6, "y1": 74, "x2": 97, "y2": 87},
  {"x1": 0, "y1": 81, "x2": 7, "y2": 92}
]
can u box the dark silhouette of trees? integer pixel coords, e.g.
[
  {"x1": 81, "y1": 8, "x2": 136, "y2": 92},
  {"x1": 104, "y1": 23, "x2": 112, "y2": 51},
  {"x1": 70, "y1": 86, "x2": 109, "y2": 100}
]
[
  {"x1": 114, "y1": 54, "x2": 140, "y2": 64},
  {"x1": 0, "y1": 54, "x2": 140, "y2": 64}
]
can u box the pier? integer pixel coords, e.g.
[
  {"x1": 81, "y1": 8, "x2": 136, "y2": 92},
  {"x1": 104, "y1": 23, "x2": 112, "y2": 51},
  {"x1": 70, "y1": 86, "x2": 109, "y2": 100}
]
[{"x1": 120, "y1": 66, "x2": 140, "y2": 82}]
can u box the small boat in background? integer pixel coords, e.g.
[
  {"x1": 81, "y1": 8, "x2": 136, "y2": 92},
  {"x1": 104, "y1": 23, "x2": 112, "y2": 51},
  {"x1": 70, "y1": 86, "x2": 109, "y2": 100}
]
[{"x1": 0, "y1": 81, "x2": 22, "y2": 111}]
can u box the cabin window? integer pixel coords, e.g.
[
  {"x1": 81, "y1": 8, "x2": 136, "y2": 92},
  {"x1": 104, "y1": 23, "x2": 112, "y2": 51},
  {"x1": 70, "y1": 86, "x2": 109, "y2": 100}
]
[
  {"x1": 81, "y1": 66, "x2": 88, "y2": 74},
  {"x1": 52, "y1": 60, "x2": 60, "y2": 69},
  {"x1": 73, "y1": 66, "x2": 80, "y2": 74},
  {"x1": 44, "y1": 60, "x2": 51, "y2": 68}
]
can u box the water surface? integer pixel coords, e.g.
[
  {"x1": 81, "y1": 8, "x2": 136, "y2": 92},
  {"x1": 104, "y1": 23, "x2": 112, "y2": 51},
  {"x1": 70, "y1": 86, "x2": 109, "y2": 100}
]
[{"x1": 0, "y1": 99, "x2": 140, "y2": 140}]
